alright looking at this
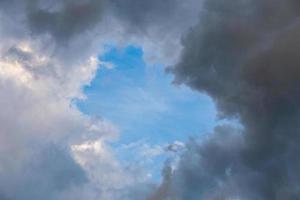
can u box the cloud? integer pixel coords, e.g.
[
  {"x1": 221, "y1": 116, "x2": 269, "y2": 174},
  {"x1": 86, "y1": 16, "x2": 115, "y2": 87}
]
[
  {"x1": 108, "y1": 0, "x2": 189, "y2": 32},
  {"x1": 0, "y1": 38, "x2": 126, "y2": 199},
  {"x1": 149, "y1": 125, "x2": 246, "y2": 200},
  {"x1": 0, "y1": 0, "x2": 201, "y2": 67},
  {"x1": 154, "y1": 0, "x2": 300, "y2": 199},
  {"x1": 71, "y1": 139, "x2": 156, "y2": 200},
  {"x1": 0, "y1": 145, "x2": 87, "y2": 200},
  {"x1": 27, "y1": 0, "x2": 107, "y2": 43}
]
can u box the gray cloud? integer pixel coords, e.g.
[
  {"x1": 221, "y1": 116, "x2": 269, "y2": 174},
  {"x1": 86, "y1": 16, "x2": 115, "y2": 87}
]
[
  {"x1": 154, "y1": 0, "x2": 300, "y2": 199},
  {"x1": 26, "y1": 0, "x2": 107, "y2": 43},
  {"x1": 108, "y1": 0, "x2": 184, "y2": 33},
  {"x1": 0, "y1": 145, "x2": 87, "y2": 200},
  {"x1": 0, "y1": 0, "x2": 202, "y2": 69},
  {"x1": 0, "y1": 0, "x2": 199, "y2": 43}
]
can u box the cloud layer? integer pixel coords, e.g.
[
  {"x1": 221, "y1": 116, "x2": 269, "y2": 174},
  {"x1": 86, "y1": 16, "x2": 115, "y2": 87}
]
[{"x1": 2, "y1": 0, "x2": 298, "y2": 199}]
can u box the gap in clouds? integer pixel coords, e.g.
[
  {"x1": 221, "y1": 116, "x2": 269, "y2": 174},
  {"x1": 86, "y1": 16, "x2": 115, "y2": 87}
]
[{"x1": 76, "y1": 44, "x2": 229, "y2": 181}]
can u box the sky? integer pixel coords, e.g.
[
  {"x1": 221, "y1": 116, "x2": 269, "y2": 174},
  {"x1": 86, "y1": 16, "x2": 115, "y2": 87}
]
[
  {"x1": 78, "y1": 45, "x2": 216, "y2": 143},
  {"x1": 77, "y1": 44, "x2": 217, "y2": 180},
  {"x1": 1, "y1": 0, "x2": 300, "y2": 200}
]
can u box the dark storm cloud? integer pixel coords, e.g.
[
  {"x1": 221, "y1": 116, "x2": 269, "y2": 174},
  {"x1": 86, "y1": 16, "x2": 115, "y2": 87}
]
[
  {"x1": 0, "y1": 0, "x2": 199, "y2": 44},
  {"x1": 109, "y1": 0, "x2": 178, "y2": 31},
  {"x1": 26, "y1": 0, "x2": 107, "y2": 42},
  {"x1": 152, "y1": 0, "x2": 300, "y2": 199}
]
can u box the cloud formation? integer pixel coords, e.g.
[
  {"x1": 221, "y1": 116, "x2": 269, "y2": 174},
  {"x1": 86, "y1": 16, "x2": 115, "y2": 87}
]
[
  {"x1": 27, "y1": 0, "x2": 106, "y2": 42},
  {"x1": 0, "y1": 38, "x2": 123, "y2": 199},
  {"x1": 5, "y1": 0, "x2": 299, "y2": 199},
  {"x1": 153, "y1": 0, "x2": 300, "y2": 199}
]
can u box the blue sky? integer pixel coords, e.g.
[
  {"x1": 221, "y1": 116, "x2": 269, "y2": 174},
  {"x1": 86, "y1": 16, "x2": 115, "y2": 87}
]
[{"x1": 77, "y1": 45, "x2": 218, "y2": 180}]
